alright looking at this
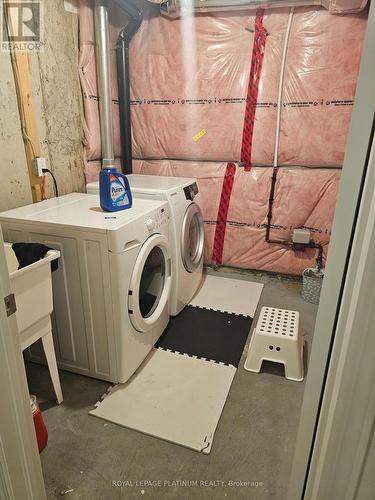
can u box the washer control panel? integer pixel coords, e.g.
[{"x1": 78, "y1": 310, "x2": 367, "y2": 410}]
[
  {"x1": 145, "y1": 218, "x2": 155, "y2": 230},
  {"x1": 184, "y1": 182, "x2": 199, "y2": 201},
  {"x1": 146, "y1": 205, "x2": 170, "y2": 232}
]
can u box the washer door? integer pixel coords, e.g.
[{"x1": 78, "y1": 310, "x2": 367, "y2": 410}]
[
  {"x1": 181, "y1": 203, "x2": 205, "y2": 273},
  {"x1": 129, "y1": 234, "x2": 172, "y2": 333}
]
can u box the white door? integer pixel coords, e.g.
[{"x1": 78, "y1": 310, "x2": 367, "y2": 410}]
[
  {"x1": 128, "y1": 234, "x2": 172, "y2": 332},
  {"x1": 181, "y1": 203, "x2": 205, "y2": 273},
  {"x1": 288, "y1": 2, "x2": 375, "y2": 496},
  {"x1": 0, "y1": 228, "x2": 46, "y2": 499}
]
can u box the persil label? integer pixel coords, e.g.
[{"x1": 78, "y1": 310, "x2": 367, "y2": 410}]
[{"x1": 110, "y1": 177, "x2": 129, "y2": 206}]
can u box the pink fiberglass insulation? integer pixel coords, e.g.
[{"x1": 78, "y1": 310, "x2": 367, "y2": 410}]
[
  {"x1": 278, "y1": 8, "x2": 366, "y2": 166},
  {"x1": 84, "y1": 157, "x2": 340, "y2": 274},
  {"x1": 130, "y1": 7, "x2": 366, "y2": 165},
  {"x1": 78, "y1": 2, "x2": 363, "y2": 274},
  {"x1": 130, "y1": 160, "x2": 340, "y2": 275},
  {"x1": 322, "y1": 0, "x2": 368, "y2": 13},
  {"x1": 79, "y1": 3, "x2": 367, "y2": 165}
]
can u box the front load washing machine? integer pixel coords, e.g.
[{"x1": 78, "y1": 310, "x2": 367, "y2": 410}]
[
  {"x1": 87, "y1": 175, "x2": 205, "y2": 316},
  {"x1": 0, "y1": 193, "x2": 172, "y2": 382}
]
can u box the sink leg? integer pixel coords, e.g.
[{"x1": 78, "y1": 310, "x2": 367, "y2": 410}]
[{"x1": 41, "y1": 326, "x2": 63, "y2": 404}]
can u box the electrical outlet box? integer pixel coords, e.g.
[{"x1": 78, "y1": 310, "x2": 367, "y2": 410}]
[
  {"x1": 292, "y1": 229, "x2": 311, "y2": 245},
  {"x1": 31, "y1": 157, "x2": 47, "y2": 177}
]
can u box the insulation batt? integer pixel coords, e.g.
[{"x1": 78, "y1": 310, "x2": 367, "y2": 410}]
[
  {"x1": 322, "y1": 0, "x2": 368, "y2": 14},
  {"x1": 132, "y1": 161, "x2": 340, "y2": 274},
  {"x1": 78, "y1": 1, "x2": 367, "y2": 275},
  {"x1": 79, "y1": 3, "x2": 367, "y2": 165},
  {"x1": 86, "y1": 159, "x2": 339, "y2": 275}
]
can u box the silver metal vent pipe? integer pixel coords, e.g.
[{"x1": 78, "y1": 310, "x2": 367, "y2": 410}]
[{"x1": 94, "y1": 1, "x2": 115, "y2": 167}]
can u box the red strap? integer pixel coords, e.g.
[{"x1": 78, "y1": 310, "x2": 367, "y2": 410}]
[
  {"x1": 211, "y1": 11, "x2": 267, "y2": 266},
  {"x1": 241, "y1": 10, "x2": 267, "y2": 172},
  {"x1": 211, "y1": 162, "x2": 236, "y2": 266}
]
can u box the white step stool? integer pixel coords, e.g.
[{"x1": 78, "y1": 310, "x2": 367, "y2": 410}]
[{"x1": 244, "y1": 307, "x2": 304, "y2": 382}]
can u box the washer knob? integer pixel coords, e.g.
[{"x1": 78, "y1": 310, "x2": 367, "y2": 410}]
[{"x1": 146, "y1": 218, "x2": 155, "y2": 230}]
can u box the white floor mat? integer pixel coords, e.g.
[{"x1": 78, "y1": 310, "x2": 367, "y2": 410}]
[
  {"x1": 191, "y1": 274, "x2": 263, "y2": 317},
  {"x1": 90, "y1": 275, "x2": 263, "y2": 453},
  {"x1": 90, "y1": 348, "x2": 236, "y2": 454}
]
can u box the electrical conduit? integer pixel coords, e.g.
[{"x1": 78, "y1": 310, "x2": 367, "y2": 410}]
[{"x1": 265, "y1": 6, "x2": 323, "y2": 271}]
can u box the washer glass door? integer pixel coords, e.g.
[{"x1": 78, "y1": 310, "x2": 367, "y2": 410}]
[
  {"x1": 181, "y1": 203, "x2": 205, "y2": 273},
  {"x1": 139, "y1": 245, "x2": 165, "y2": 318},
  {"x1": 129, "y1": 234, "x2": 171, "y2": 332}
]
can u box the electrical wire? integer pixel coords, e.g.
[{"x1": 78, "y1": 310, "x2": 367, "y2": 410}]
[
  {"x1": 42, "y1": 169, "x2": 59, "y2": 198},
  {"x1": 41, "y1": 174, "x2": 47, "y2": 200}
]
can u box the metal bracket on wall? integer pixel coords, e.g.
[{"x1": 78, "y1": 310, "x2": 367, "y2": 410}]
[{"x1": 4, "y1": 293, "x2": 17, "y2": 317}]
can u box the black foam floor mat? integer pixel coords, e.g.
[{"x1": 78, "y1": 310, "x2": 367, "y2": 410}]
[{"x1": 155, "y1": 306, "x2": 252, "y2": 368}]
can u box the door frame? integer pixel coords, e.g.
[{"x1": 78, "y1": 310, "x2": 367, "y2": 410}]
[
  {"x1": 305, "y1": 110, "x2": 375, "y2": 500},
  {"x1": 0, "y1": 229, "x2": 46, "y2": 499},
  {"x1": 288, "y1": 2, "x2": 375, "y2": 498}
]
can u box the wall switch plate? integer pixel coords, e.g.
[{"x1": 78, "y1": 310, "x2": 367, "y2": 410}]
[
  {"x1": 31, "y1": 157, "x2": 47, "y2": 177},
  {"x1": 292, "y1": 229, "x2": 311, "y2": 245}
]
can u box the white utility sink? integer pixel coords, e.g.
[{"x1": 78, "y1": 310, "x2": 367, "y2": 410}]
[{"x1": 4, "y1": 243, "x2": 63, "y2": 404}]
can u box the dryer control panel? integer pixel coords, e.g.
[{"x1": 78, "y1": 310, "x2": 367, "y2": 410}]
[
  {"x1": 184, "y1": 182, "x2": 199, "y2": 201},
  {"x1": 145, "y1": 206, "x2": 170, "y2": 232}
]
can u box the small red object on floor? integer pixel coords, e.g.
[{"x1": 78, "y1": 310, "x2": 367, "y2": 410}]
[{"x1": 30, "y1": 395, "x2": 48, "y2": 453}]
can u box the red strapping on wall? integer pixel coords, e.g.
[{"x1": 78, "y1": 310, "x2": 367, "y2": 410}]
[
  {"x1": 211, "y1": 11, "x2": 267, "y2": 267},
  {"x1": 211, "y1": 162, "x2": 236, "y2": 266},
  {"x1": 241, "y1": 9, "x2": 268, "y2": 172}
]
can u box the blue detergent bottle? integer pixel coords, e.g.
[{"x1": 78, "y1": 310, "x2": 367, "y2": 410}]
[{"x1": 99, "y1": 167, "x2": 132, "y2": 212}]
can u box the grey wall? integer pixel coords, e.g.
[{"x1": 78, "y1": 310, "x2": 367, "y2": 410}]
[
  {"x1": 0, "y1": 52, "x2": 33, "y2": 211},
  {"x1": 0, "y1": 0, "x2": 85, "y2": 212}
]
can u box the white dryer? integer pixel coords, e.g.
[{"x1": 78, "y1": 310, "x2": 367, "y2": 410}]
[
  {"x1": 87, "y1": 175, "x2": 205, "y2": 316},
  {"x1": 0, "y1": 193, "x2": 171, "y2": 383}
]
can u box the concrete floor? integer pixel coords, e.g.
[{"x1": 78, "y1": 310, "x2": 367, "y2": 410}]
[{"x1": 26, "y1": 268, "x2": 318, "y2": 500}]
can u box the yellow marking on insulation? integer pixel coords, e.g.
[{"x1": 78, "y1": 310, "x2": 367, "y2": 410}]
[{"x1": 192, "y1": 129, "x2": 206, "y2": 142}]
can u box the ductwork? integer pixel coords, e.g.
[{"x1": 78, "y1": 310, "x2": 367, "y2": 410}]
[
  {"x1": 94, "y1": 0, "x2": 142, "y2": 174},
  {"x1": 94, "y1": 1, "x2": 115, "y2": 168},
  {"x1": 160, "y1": 0, "x2": 367, "y2": 17},
  {"x1": 114, "y1": 0, "x2": 143, "y2": 174}
]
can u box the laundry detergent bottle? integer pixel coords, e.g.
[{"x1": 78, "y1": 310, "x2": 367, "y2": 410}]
[{"x1": 99, "y1": 167, "x2": 132, "y2": 212}]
